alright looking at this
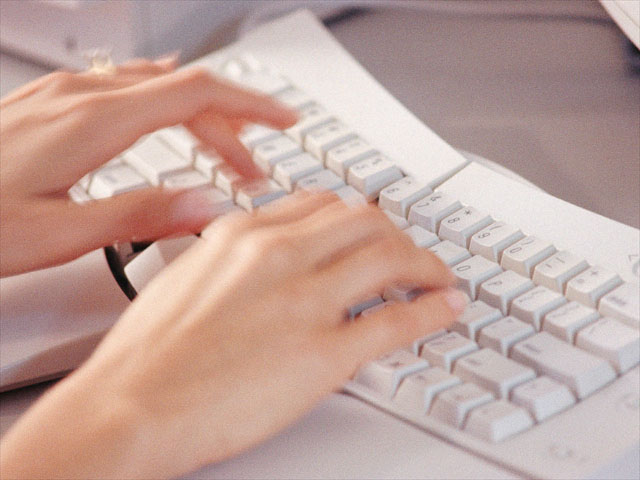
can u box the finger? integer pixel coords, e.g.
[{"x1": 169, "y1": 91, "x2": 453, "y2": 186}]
[
  {"x1": 38, "y1": 188, "x2": 225, "y2": 267},
  {"x1": 313, "y1": 234, "x2": 455, "y2": 316},
  {"x1": 115, "y1": 55, "x2": 178, "y2": 75},
  {"x1": 330, "y1": 288, "x2": 468, "y2": 374},
  {"x1": 185, "y1": 112, "x2": 262, "y2": 179},
  {"x1": 108, "y1": 67, "x2": 298, "y2": 138}
]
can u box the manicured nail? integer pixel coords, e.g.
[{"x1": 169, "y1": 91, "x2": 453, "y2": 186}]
[
  {"x1": 170, "y1": 188, "x2": 230, "y2": 225},
  {"x1": 443, "y1": 288, "x2": 469, "y2": 314}
]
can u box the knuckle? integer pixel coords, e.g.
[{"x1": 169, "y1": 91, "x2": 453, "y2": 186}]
[
  {"x1": 46, "y1": 71, "x2": 75, "y2": 90},
  {"x1": 181, "y1": 66, "x2": 211, "y2": 86}
]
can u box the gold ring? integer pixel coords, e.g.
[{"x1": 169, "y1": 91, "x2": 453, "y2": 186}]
[{"x1": 84, "y1": 48, "x2": 116, "y2": 75}]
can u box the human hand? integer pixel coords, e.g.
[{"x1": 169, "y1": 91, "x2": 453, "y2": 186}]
[
  {"x1": 0, "y1": 192, "x2": 466, "y2": 479},
  {"x1": 0, "y1": 57, "x2": 297, "y2": 276}
]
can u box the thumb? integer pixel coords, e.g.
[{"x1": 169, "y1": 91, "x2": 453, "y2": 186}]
[{"x1": 74, "y1": 187, "x2": 226, "y2": 246}]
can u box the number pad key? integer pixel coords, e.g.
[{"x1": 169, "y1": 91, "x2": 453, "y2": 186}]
[
  {"x1": 420, "y1": 332, "x2": 478, "y2": 372},
  {"x1": 452, "y1": 255, "x2": 502, "y2": 300},
  {"x1": 598, "y1": 283, "x2": 640, "y2": 329},
  {"x1": 542, "y1": 301, "x2": 599, "y2": 342},
  {"x1": 347, "y1": 155, "x2": 403, "y2": 201},
  {"x1": 500, "y1": 236, "x2": 556, "y2": 278},
  {"x1": 394, "y1": 367, "x2": 461, "y2": 414},
  {"x1": 532, "y1": 251, "x2": 589, "y2": 293},
  {"x1": 469, "y1": 222, "x2": 525, "y2": 262},
  {"x1": 510, "y1": 286, "x2": 567, "y2": 331},
  {"x1": 438, "y1": 207, "x2": 493, "y2": 248},
  {"x1": 430, "y1": 383, "x2": 494, "y2": 428},
  {"x1": 511, "y1": 376, "x2": 575, "y2": 422},
  {"x1": 378, "y1": 176, "x2": 432, "y2": 217},
  {"x1": 478, "y1": 270, "x2": 534, "y2": 315},
  {"x1": 575, "y1": 318, "x2": 639, "y2": 373},
  {"x1": 408, "y1": 191, "x2": 462, "y2": 233},
  {"x1": 478, "y1": 316, "x2": 535, "y2": 356}
]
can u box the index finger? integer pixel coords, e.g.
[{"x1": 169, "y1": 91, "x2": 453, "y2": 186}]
[{"x1": 108, "y1": 67, "x2": 298, "y2": 138}]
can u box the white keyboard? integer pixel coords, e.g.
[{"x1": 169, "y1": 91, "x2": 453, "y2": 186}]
[{"x1": 63, "y1": 11, "x2": 638, "y2": 480}]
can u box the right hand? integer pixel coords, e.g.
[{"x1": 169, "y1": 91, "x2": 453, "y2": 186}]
[{"x1": 0, "y1": 192, "x2": 467, "y2": 479}]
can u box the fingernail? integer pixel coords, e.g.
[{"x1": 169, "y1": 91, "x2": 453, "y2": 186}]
[
  {"x1": 170, "y1": 188, "x2": 230, "y2": 225},
  {"x1": 443, "y1": 288, "x2": 469, "y2": 315}
]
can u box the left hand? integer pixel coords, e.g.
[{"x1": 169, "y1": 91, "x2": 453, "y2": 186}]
[{"x1": 0, "y1": 57, "x2": 297, "y2": 277}]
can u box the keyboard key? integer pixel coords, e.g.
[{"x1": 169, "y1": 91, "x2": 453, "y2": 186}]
[
  {"x1": 325, "y1": 137, "x2": 378, "y2": 178},
  {"x1": 477, "y1": 270, "x2": 534, "y2": 316},
  {"x1": 407, "y1": 192, "x2": 462, "y2": 233},
  {"x1": 285, "y1": 103, "x2": 334, "y2": 143},
  {"x1": 360, "y1": 300, "x2": 394, "y2": 318},
  {"x1": 510, "y1": 332, "x2": 616, "y2": 399},
  {"x1": 230, "y1": 71, "x2": 290, "y2": 95},
  {"x1": 124, "y1": 135, "x2": 191, "y2": 186},
  {"x1": 451, "y1": 301, "x2": 502, "y2": 341},
  {"x1": 383, "y1": 283, "x2": 422, "y2": 303},
  {"x1": 452, "y1": 255, "x2": 502, "y2": 300},
  {"x1": 469, "y1": 222, "x2": 525, "y2": 263},
  {"x1": 542, "y1": 301, "x2": 599, "y2": 342},
  {"x1": 403, "y1": 225, "x2": 440, "y2": 248},
  {"x1": 420, "y1": 332, "x2": 478, "y2": 372},
  {"x1": 598, "y1": 283, "x2": 640, "y2": 329},
  {"x1": 378, "y1": 176, "x2": 432, "y2": 218},
  {"x1": 235, "y1": 180, "x2": 286, "y2": 212},
  {"x1": 500, "y1": 236, "x2": 556, "y2": 278},
  {"x1": 383, "y1": 210, "x2": 410, "y2": 230},
  {"x1": 272, "y1": 153, "x2": 323, "y2": 192},
  {"x1": 393, "y1": 367, "x2": 461, "y2": 414},
  {"x1": 565, "y1": 266, "x2": 623, "y2": 308},
  {"x1": 163, "y1": 170, "x2": 211, "y2": 190},
  {"x1": 348, "y1": 296, "x2": 384, "y2": 319},
  {"x1": 464, "y1": 400, "x2": 533, "y2": 442},
  {"x1": 194, "y1": 148, "x2": 225, "y2": 180},
  {"x1": 509, "y1": 286, "x2": 567, "y2": 331},
  {"x1": 478, "y1": 316, "x2": 535, "y2": 356},
  {"x1": 334, "y1": 185, "x2": 367, "y2": 207},
  {"x1": 511, "y1": 376, "x2": 575, "y2": 422},
  {"x1": 68, "y1": 184, "x2": 92, "y2": 204},
  {"x1": 253, "y1": 135, "x2": 303, "y2": 174},
  {"x1": 532, "y1": 251, "x2": 589, "y2": 293},
  {"x1": 439, "y1": 207, "x2": 493, "y2": 248},
  {"x1": 347, "y1": 155, "x2": 404, "y2": 201},
  {"x1": 88, "y1": 164, "x2": 148, "y2": 199},
  {"x1": 409, "y1": 330, "x2": 447, "y2": 356},
  {"x1": 453, "y1": 348, "x2": 536, "y2": 399},
  {"x1": 239, "y1": 124, "x2": 281, "y2": 149},
  {"x1": 155, "y1": 127, "x2": 197, "y2": 162},
  {"x1": 274, "y1": 87, "x2": 314, "y2": 110},
  {"x1": 354, "y1": 350, "x2": 429, "y2": 398},
  {"x1": 295, "y1": 169, "x2": 345, "y2": 192},
  {"x1": 430, "y1": 383, "x2": 494, "y2": 428},
  {"x1": 304, "y1": 121, "x2": 356, "y2": 160},
  {"x1": 575, "y1": 318, "x2": 639, "y2": 373},
  {"x1": 124, "y1": 235, "x2": 200, "y2": 293},
  {"x1": 214, "y1": 164, "x2": 244, "y2": 196},
  {"x1": 429, "y1": 240, "x2": 472, "y2": 266}
]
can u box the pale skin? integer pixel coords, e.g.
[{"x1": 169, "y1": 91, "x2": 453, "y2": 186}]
[{"x1": 0, "y1": 59, "x2": 467, "y2": 479}]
